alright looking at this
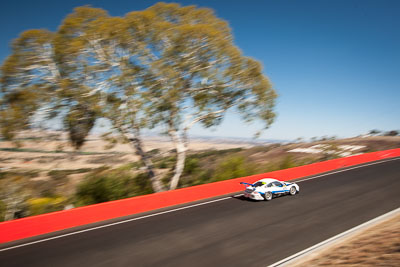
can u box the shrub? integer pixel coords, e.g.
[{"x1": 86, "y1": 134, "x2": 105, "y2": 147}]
[
  {"x1": 192, "y1": 148, "x2": 243, "y2": 159},
  {"x1": 156, "y1": 156, "x2": 176, "y2": 169},
  {"x1": 117, "y1": 162, "x2": 142, "y2": 171},
  {"x1": 48, "y1": 168, "x2": 92, "y2": 181},
  {"x1": 75, "y1": 169, "x2": 153, "y2": 206},
  {"x1": 384, "y1": 130, "x2": 399, "y2": 136},
  {"x1": 28, "y1": 197, "x2": 66, "y2": 216},
  {"x1": 0, "y1": 200, "x2": 5, "y2": 222},
  {"x1": 183, "y1": 157, "x2": 200, "y2": 175},
  {"x1": 180, "y1": 169, "x2": 214, "y2": 187},
  {"x1": 279, "y1": 155, "x2": 297, "y2": 170},
  {"x1": 212, "y1": 156, "x2": 255, "y2": 182},
  {"x1": 48, "y1": 170, "x2": 73, "y2": 181}
]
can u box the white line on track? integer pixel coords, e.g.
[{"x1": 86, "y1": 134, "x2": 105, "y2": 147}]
[
  {"x1": 0, "y1": 196, "x2": 231, "y2": 252},
  {"x1": 294, "y1": 157, "x2": 399, "y2": 183},
  {"x1": 268, "y1": 207, "x2": 400, "y2": 267},
  {"x1": 1, "y1": 157, "x2": 398, "y2": 252}
]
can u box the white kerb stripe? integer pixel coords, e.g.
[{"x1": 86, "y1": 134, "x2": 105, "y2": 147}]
[{"x1": 268, "y1": 207, "x2": 400, "y2": 267}]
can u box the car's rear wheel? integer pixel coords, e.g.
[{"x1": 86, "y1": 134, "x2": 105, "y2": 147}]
[
  {"x1": 264, "y1": 191, "x2": 273, "y2": 201},
  {"x1": 289, "y1": 186, "x2": 297, "y2": 195}
]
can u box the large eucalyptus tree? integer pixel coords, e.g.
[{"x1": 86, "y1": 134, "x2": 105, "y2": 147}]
[
  {"x1": 125, "y1": 3, "x2": 277, "y2": 189},
  {"x1": 1, "y1": 3, "x2": 277, "y2": 192}
]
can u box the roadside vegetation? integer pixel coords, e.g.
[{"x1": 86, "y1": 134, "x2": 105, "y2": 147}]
[
  {"x1": 1, "y1": 135, "x2": 399, "y2": 221},
  {"x1": 1, "y1": 2, "x2": 399, "y2": 221}
]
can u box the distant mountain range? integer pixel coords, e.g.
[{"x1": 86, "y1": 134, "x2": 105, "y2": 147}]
[{"x1": 136, "y1": 131, "x2": 289, "y2": 144}]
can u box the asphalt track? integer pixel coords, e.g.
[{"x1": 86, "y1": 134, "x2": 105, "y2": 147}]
[{"x1": 1, "y1": 158, "x2": 399, "y2": 267}]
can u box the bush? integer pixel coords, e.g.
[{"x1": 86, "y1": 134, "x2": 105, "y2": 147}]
[
  {"x1": 0, "y1": 200, "x2": 5, "y2": 222},
  {"x1": 183, "y1": 157, "x2": 200, "y2": 175},
  {"x1": 75, "y1": 169, "x2": 153, "y2": 206},
  {"x1": 279, "y1": 155, "x2": 297, "y2": 170},
  {"x1": 192, "y1": 148, "x2": 243, "y2": 159},
  {"x1": 384, "y1": 130, "x2": 399, "y2": 136},
  {"x1": 0, "y1": 170, "x2": 39, "y2": 180},
  {"x1": 180, "y1": 169, "x2": 214, "y2": 187},
  {"x1": 212, "y1": 156, "x2": 255, "y2": 182},
  {"x1": 117, "y1": 162, "x2": 142, "y2": 171},
  {"x1": 48, "y1": 168, "x2": 92, "y2": 181},
  {"x1": 155, "y1": 156, "x2": 176, "y2": 169},
  {"x1": 28, "y1": 197, "x2": 66, "y2": 216}
]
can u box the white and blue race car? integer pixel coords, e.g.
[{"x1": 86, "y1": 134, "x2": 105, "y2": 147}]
[{"x1": 240, "y1": 178, "x2": 299, "y2": 201}]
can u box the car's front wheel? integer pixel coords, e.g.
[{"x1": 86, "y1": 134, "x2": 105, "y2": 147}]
[
  {"x1": 264, "y1": 191, "x2": 273, "y2": 201},
  {"x1": 289, "y1": 186, "x2": 297, "y2": 195}
]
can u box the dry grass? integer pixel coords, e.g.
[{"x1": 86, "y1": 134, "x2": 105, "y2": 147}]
[
  {"x1": 0, "y1": 132, "x2": 255, "y2": 170},
  {"x1": 294, "y1": 213, "x2": 400, "y2": 266},
  {"x1": 1, "y1": 133, "x2": 398, "y2": 172}
]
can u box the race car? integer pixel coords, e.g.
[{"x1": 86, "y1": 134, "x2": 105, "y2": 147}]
[{"x1": 240, "y1": 178, "x2": 299, "y2": 201}]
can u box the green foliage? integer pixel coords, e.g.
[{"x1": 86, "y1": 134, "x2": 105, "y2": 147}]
[
  {"x1": 117, "y1": 162, "x2": 143, "y2": 171},
  {"x1": 369, "y1": 129, "x2": 381, "y2": 135},
  {"x1": 178, "y1": 169, "x2": 213, "y2": 188},
  {"x1": 155, "y1": 156, "x2": 176, "y2": 169},
  {"x1": 319, "y1": 144, "x2": 341, "y2": 161},
  {"x1": 64, "y1": 104, "x2": 97, "y2": 150},
  {"x1": 1, "y1": 2, "x2": 277, "y2": 192},
  {"x1": 260, "y1": 155, "x2": 315, "y2": 173},
  {"x1": 47, "y1": 168, "x2": 91, "y2": 181},
  {"x1": 278, "y1": 155, "x2": 297, "y2": 170},
  {"x1": 27, "y1": 197, "x2": 66, "y2": 216},
  {"x1": 0, "y1": 200, "x2": 5, "y2": 222},
  {"x1": 0, "y1": 147, "x2": 119, "y2": 155},
  {"x1": 48, "y1": 170, "x2": 72, "y2": 181},
  {"x1": 212, "y1": 156, "x2": 255, "y2": 182},
  {"x1": 0, "y1": 170, "x2": 39, "y2": 180},
  {"x1": 75, "y1": 168, "x2": 153, "y2": 206},
  {"x1": 190, "y1": 148, "x2": 243, "y2": 159},
  {"x1": 0, "y1": 89, "x2": 39, "y2": 141},
  {"x1": 183, "y1": 157, "x2": 199, "y2": 175},
  {"x1": 248, "y1": 145, "x2": 280, "y2": 153},
  {"x1": 384, "y1": 130, "x2": 399, "y2": 136}
]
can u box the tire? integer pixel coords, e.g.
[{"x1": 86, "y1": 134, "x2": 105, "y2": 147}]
[
  {"x1": 289, "y1": 186, "x2": 297, "y2": 196},
  {"x1": 264, "y1": 191, "x2": 273, "y2": 201}
]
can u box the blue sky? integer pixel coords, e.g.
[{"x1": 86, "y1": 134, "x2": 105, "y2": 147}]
[{"x1": 1, "y1": 0, "x2": 399, "y2": 140}]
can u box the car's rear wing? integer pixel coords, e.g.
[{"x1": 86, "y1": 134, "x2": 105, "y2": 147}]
[{"x1": 240, "y1": 182, "x2": 254, "y2": 187}]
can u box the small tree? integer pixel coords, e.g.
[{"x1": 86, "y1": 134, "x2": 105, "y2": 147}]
[
  {"x1": 384, "y1": 130, "x2": 398, "y2": 136},
  {"x1": 368, "y1": 129, "x2": 381, "y2": 135}
]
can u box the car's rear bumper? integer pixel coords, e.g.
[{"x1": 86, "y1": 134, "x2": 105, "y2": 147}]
[{"x1": 244, "y1": 192, "x2": 264, "y2": 200}]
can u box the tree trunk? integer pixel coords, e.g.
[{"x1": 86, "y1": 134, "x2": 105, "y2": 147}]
[
  {"x1": 168, "y1": 127, "x2": 187, "y2": 190},
  {"x1": 129, "y1": 128, "x2": 164, "y2": 193}
]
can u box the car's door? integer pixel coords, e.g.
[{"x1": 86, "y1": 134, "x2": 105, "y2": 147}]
[
  {"x1": 264, "y1": 182, "x2": 276, "y2": 195},
  {"x1": 272, "y1": 181, "x2": 286, "y2": 194}
]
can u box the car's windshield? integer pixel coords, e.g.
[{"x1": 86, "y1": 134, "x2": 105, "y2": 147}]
[{"x1": 253, "y1": 182, "x2": 265, "y2": 187}]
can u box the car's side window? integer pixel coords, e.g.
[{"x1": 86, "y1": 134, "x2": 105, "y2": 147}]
[
  {"x1": 273, "y1": 181, "x2": 283, "y2": 187},
  {"x1": 267, "y1": 183, "x2": 272, "y2": 187}
]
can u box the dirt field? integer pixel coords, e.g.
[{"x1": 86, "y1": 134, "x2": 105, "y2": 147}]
[
  {"x1": 293, "y1": 212, "x2": 400, "y2": 266},
  {"x1": 1, "y1": 133, "x2": 399, "y2": 174},
  {"x1": 0, "y1": 131, "x2": 256, "y2": 170}
]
